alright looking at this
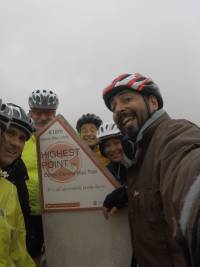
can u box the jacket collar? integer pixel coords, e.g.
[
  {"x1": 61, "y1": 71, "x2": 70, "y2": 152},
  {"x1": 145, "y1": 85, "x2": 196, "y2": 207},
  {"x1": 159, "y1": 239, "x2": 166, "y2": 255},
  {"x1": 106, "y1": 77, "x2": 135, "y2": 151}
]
[
  {"x1": 124, "y1": 110, "x2": 170, "y2": 166},
  {"x1": 136, "y1": 109, "x2": 168, "y2": 144}
]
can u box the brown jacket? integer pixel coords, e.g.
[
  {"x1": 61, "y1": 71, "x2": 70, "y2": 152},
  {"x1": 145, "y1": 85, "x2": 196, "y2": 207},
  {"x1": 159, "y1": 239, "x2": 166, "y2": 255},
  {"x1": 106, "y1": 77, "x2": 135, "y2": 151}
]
[{"x1": 127, "y1": 111, "x2": 200, "y2": 267}]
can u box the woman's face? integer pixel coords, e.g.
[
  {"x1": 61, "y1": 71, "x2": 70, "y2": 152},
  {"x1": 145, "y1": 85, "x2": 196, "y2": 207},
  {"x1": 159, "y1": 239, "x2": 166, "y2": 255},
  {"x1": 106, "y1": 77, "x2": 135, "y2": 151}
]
[
  {"x1": 103, "y1": 138, "x2": 123, "y2": 163},
  {"x1": 80, "y1": 123, "x2": 98, "y2": 148}
]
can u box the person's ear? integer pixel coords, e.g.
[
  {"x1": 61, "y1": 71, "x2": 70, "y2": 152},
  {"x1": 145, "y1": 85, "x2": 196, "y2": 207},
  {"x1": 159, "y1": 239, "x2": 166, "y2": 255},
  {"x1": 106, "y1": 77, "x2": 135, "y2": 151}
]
[
  {"x1": 28, "y1": 110, "x2": 32, "y2": 117},
  {"x1": 149, "y1": 95, "x2": 159, "y2": 112}
]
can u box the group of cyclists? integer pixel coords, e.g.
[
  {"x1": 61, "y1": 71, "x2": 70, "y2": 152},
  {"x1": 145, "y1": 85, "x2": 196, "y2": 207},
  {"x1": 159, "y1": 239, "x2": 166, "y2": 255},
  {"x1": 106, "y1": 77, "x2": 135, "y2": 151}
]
[
  {"x1": 0, "y1": 87, "x2": 128, "y2": 267},
  {"x1": 1, "y1": 72, "x2": 200, "y2": 267}
]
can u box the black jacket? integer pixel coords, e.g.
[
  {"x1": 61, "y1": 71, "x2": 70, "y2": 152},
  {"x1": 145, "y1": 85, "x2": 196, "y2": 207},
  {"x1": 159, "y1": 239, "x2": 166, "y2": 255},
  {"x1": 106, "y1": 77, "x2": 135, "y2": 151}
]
[
  {"x1": 4, "y1": 158, "x2": 31, "y2": 235},
  {"x1": 106, "y1": 162, "x2": 127, "y2": 186}
]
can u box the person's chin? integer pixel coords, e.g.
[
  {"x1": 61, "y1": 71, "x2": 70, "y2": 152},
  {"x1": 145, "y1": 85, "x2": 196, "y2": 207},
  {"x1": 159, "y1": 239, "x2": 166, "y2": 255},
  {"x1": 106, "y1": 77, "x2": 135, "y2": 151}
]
[
  {"x1": 1, "y1": 158, "x2": 14, "y2": 168},
  {"x1": 89, "y1": 141, "x2": 97, "y2": 148},
  {"x1": 36, "y1": 120, "x2": 51, "y2": 129},
  {"x1": 35, "y1": 124, "x2": 46, "y2": 131},
  {"x1": 89, "y1": 143, "x2": 96, "y2": 147},
  {"x1": 111, "y1": 158, "x2": 121, "y2": 163},
  {"x1": 124, "y1": 126, "x2": 139, "y2": 139}
]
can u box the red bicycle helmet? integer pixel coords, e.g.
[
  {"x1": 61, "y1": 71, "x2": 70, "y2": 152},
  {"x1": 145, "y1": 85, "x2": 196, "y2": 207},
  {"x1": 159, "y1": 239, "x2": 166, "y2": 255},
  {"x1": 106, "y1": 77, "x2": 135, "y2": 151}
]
[{"x1": 103, "y1": 73, "x2": 163, "y2": 110}]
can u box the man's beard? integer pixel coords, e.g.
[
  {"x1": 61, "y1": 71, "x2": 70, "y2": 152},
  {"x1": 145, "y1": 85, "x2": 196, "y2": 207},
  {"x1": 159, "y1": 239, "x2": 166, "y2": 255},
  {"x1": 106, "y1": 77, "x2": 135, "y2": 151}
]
[
  {"x1": 123, "y1": 126, "x2": 139, "y2": 140},
  {"x1": 34, "y1": 118, "x2": 52, "y2": 130},
  {"x1": 115, "y1": 111, "x2": 140, "y2": 140}
]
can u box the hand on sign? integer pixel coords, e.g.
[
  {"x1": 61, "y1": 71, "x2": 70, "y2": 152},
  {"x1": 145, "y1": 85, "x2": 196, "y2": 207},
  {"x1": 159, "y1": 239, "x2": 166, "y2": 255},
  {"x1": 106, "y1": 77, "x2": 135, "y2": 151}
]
[
  {"x1": 103, "y1": 186, "x2": 128, "y2": 219},
  {"x1": 103, "y1": 206, "x2": 119, "y2": 219}
]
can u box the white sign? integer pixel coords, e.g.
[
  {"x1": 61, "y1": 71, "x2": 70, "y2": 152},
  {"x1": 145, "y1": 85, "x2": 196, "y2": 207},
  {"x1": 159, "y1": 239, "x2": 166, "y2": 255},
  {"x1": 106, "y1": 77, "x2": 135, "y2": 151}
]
[{"x1": 36, "y1": 115, "x2": 118, "y2": 211}]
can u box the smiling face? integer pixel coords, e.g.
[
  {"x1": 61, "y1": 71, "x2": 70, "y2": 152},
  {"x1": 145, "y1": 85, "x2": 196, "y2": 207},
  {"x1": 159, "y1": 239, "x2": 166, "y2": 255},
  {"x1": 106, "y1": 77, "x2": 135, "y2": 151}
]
[
  {"x1": 80, "y1": 123, "x2": 98, "y2": 148},
  {"x1": 111, "y1": 91, "x2": 158, "y2": 139},
  {"x1": 103, "y1": 138, "x2": 123, "y2": 163},
  {"x1": 30, "y1": 108, "x2": 56, "y2": 131},
  {"x1": 0, "y1": 126, "x2": 27, "y2": 168}
]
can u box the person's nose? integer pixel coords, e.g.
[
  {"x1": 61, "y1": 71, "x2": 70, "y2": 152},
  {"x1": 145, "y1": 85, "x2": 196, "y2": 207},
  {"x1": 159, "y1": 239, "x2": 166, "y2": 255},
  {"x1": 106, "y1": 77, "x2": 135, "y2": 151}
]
[
  {"x1": 10, "y1": 136, "x2": 23, "y2": 149},
  {"x1": 115, "y1": 100, "x2": 126, "y2": 114},
  {"x1": 108, "y1": 144, "x2": 116, "y2": 153},
  {"x1": 40, "y1": 113, "x2": 49, "y2": 120}
]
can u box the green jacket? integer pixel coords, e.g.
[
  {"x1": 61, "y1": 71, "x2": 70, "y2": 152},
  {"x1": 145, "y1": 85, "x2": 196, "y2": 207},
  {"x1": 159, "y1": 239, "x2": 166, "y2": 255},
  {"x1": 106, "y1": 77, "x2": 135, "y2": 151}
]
[
  {"x1": 22, "y1": 135, "x2": 41, "y2": 215},
  {"x1": 0, "y1": 177, "x2": 35, "y2": 267}
]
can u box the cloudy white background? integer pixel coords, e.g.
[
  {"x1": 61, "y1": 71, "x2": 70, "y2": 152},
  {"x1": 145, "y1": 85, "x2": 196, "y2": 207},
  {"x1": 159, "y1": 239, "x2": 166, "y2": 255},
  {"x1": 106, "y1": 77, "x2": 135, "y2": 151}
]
[{"x1": 1, "y1": 0, "x2": 200, "y2": 128}]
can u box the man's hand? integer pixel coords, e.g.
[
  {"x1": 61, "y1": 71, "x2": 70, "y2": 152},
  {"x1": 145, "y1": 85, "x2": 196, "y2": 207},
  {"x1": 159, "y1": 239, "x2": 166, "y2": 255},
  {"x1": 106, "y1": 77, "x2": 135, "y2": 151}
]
[
  {"x1": 103, "y1": 186, "x2": 128, "y2": 219},
  {"x1": 103, "y1": 206, "x2": 119, "y2": 219}
]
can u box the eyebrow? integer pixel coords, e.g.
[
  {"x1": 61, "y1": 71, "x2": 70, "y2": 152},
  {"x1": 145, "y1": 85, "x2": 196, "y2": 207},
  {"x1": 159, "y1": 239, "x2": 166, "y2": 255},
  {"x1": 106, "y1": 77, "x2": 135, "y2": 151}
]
[{"x1": 117, "y1": 89, "x2": 132, "y2": 97}]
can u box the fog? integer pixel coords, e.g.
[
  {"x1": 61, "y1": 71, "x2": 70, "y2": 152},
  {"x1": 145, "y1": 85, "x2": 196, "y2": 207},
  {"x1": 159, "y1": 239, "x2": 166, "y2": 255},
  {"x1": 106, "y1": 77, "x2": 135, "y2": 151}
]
[{"x1": 1, "y1": 0, "x2": 200, "y2": 128}]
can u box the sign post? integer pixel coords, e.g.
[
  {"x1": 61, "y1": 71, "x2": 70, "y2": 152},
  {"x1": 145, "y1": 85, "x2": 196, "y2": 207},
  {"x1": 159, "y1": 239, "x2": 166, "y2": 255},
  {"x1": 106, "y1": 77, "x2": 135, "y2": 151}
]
[{"x1": 36, "y1": 115, "x2": 132, "y2": 267}]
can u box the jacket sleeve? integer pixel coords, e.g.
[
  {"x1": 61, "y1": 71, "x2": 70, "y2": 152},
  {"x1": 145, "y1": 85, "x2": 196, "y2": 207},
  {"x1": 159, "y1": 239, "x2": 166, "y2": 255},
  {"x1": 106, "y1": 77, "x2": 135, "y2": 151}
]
[
  {"x1": 157, "y1": 120, "x2": 200, "y2": 264},
  {"x1": 179, "y1": 174, "x2": 200, "y2": 267},
  {"x1": 7, "y1": 185, "x2": 35, "y2": 267}
]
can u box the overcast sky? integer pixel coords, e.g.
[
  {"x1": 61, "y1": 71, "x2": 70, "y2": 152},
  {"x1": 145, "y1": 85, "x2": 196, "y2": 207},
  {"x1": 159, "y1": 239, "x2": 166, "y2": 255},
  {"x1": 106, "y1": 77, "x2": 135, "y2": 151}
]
[{"x1": 1, "y1": 0, "x2": 200, "y2": 128}]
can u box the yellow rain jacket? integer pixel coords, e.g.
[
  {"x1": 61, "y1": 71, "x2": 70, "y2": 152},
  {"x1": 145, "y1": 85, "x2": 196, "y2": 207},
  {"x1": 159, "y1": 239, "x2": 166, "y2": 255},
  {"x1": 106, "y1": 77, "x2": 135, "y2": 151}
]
[
  {"x1": 0, "y1": 177, "x2": 35, "y2": 267},
  {"x1": 22, "y1": 135, "x2": 41, "y2": 215},
  {"x1": 93, "y1": 145, "x2": 110, "y2": 166}
]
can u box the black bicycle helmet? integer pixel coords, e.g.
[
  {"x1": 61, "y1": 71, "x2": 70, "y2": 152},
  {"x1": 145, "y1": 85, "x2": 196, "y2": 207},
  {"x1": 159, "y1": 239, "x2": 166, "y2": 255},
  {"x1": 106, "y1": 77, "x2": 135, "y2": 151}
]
[{"x1": 76, "y1": 113, "x2": 102, "y2": 133}]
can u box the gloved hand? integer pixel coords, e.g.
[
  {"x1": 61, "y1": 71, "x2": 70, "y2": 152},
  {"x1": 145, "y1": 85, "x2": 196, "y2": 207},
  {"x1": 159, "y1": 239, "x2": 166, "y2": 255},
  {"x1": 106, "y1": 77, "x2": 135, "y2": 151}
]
[{"x1": 103, "y1": 186, "x2": 128, "y2": 210}]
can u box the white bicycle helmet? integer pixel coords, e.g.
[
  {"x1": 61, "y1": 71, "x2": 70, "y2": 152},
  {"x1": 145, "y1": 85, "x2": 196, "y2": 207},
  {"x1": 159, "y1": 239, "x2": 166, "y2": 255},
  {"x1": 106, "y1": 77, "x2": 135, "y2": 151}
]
[
  {"x1": 0, "y1": 101, "x2": 35, "y2": 139},
  {"x1": 29, "y1": 89, "x2": 59, "y2": 110},
  {"x1": 98, "y1": 123, "x2": 122, "y2": 156}
]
